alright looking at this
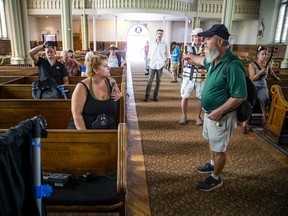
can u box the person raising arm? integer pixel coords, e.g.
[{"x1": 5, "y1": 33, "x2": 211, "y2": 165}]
[{"x1": 29, "y1": 41, "x2": 69, "y2": 85}]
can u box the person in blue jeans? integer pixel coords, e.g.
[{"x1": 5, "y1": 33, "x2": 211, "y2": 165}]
[{"x1": 170, "y1": 41, "x2": 180, "y2": 83}]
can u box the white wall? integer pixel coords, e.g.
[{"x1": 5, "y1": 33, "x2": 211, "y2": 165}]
[
  {"x1": 28, "y1": 16, "x2": 262, "y2": 46},
  {"x1": 69, "y1": 19, "x2": 164, "y2": 43},
  {"x1": 28, "y1": 16, "x2": 38, "y2": 41},
  {"x1": 232, "y1": 20, "x2": 258, "y2": 44},
  {"x1": 171, "y1": 21, "x2": 189, "y2": 43},
  {"x1": 257, "y1": 0, "x2": 281, "y2": 44},
  {"x1": 28, "y1": 16, "x2": 62, "y2": 42}
]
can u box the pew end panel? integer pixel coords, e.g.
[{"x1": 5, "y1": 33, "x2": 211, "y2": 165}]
[{"x1": 264, "y1": 85, "x2": 288, "y2": 145}]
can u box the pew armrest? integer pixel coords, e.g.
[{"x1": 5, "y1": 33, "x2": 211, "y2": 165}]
[{"x1": 117, "y1": 123, "x2": 127, "y2": 195}]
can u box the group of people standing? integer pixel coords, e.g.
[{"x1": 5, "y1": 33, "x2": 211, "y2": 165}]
[{"x1": 142, "y1": 24, "x2": 281, "y2": 192}]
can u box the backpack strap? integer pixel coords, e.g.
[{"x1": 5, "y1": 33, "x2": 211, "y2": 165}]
[
  {"x1": 116, "y1": 54, "x2": 121, "y2": 67},
  {"x1": 222, "y1": 55, "x2": 242, "y2": 94}
]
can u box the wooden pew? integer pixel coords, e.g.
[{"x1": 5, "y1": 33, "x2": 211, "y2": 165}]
[
  {"x1": 0, "y1": 95, "x2": 125, "y2": 129},
  {"x1": 0, "y1": 76, "x2": 24, "y2": 84},
  {"x1": 0, "y1": 84, "x2": 76, "y2": 99},
  {"x1": 263, "y1": 85, "x2": 288, "y2": 145},
  {"x1": 0, "y1": 70, "x2": 37, "y2": 76},
  {"x1": 42, "y1": 123, "x2": 127, "y2": 215},
  {"x1": 3, "y1": 75, "x2": 124, "y2": 85},
  {"x1": 0, "y1": 81, "x2": 123, "y2": 100},
  {"x1": 109, "y1": 67, "x2": 126, "y2": 76},
  {"x1": 0, "y1": 99, "x2": 72, "y2": 129},
  {"x1": 0, "y1": 122, "x2": 127, "y2": 215},
  {"x1": 0, "y1": 66, "x2": 125, "y2": 76}
]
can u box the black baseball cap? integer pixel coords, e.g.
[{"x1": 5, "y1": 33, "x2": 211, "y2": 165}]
[{"x1": 198, "y1": 24, "x2": 230, "y2": 40}]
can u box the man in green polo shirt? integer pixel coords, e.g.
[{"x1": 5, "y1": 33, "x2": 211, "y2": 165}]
[{"x1": 183, "y1": 24, "x2": 247, "y2": 191}]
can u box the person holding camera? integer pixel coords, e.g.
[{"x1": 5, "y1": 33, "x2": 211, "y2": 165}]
[
  {"x1": 29, "y1": 41, "x2": 69, "y2": 85},
  {"x1": 67, "y1": 54, "x2": 121, "y2": 130}
]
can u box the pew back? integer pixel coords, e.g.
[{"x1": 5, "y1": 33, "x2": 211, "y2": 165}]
[
  {"x1": 0, "y1": 96, "x2": 125, "y2": 129},
  {"x1": 3, "y1": 75, "x2": 124, "y2": 85},
  {"x1": 41, "y1": 129, "x2": 118, "y2": 175},
  {"x1": 0, "y1": 76, "x2": 23, "y2": 84},
  {"x1": 0, "y1": 99, "x2": 72, "y2": 129},
  {"x1": 0, "y1": 85, "x2": 75, "y2": 99}
]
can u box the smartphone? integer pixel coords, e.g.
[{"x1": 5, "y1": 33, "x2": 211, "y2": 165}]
[{"x1": 47, "y1": 41, "x2": 58, "y2": 47}]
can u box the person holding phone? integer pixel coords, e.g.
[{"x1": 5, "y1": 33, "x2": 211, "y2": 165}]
[
  {"x1": 29, "y1": 40, "x2": 69, "y2": 85},
  {"x1": 67, "y1": 49, "x2": 82, "y2": 69},
  {"x1": 68, "y1": 54, "x2": 121, "y2": 130},
  {"x1": 241, "y1": 46, "x2": 281, "y2": 132}
]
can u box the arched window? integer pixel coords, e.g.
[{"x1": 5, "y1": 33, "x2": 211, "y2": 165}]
[
  {"x1": 275, "y1": 0, "x2": 288, "y2": 43},
  {"x1": 0, "y1": 0, "x2": 7, "y2": 38}
]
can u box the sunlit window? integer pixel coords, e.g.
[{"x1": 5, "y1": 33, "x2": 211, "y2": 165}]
[{"x1": 275, "y1": 0, "x2": 288, "y2": 43}]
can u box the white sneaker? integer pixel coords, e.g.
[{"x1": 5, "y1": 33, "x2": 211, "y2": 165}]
[{"x1": 196, "y1": 117, "x2": 203, "y2": 126}]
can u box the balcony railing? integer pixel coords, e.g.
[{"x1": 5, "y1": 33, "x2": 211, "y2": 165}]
[{"x1": 27, "y1": 0, "x2": 259, "y2": 18}]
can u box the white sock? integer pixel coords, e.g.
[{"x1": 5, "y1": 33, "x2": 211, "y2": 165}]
[
  {"x1": 211, "y1": 173, "x2": 219, "y2": 180},
  {"x1": 210, "y1": 160, "x2": 214, "y2": 166}
]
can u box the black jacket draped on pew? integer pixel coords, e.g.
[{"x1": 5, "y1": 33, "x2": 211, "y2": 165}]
[{"x1": 0, "y1": 119, "x2": 42, "y2": 216}]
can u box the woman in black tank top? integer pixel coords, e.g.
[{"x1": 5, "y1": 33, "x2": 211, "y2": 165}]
[{"x1": 68, "y1": 54, "x2": 121, "y2": 129}]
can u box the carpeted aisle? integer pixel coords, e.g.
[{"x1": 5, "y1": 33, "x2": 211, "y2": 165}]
[{"x1": 130, "y1": 61, "x2": 288, "y2": 216}]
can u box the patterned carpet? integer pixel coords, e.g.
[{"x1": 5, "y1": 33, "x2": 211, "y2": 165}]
[{"x1": 130, "y1": 61, "x2": 288, "y2": 216}]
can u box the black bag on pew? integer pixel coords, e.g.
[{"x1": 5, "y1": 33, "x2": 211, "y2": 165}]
[
  {"x1": 31, "y1": 65, "x2": 67, "y2": 99},
  {"x1": 32, "y1": 78, "x2": 64, "y2": 99}
]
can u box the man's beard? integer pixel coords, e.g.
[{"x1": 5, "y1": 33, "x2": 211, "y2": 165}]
[
  {"x1": 205, "y1": 47, "x2": 220, "y2": 63},
  {"x1": 47, "y1": 58, "x2": 54, "y2": 66}
]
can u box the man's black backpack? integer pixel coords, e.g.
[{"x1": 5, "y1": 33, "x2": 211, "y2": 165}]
[
  {"x1": 222, "y1": 55, "x2": 257, "y2": 122},
  {"x1": 32, "y1": 67, "x2": 67, "y2": 99}
]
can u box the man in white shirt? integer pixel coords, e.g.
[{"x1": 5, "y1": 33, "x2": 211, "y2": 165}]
[{"x1": 144, "y1": 29, "x2": 170, "y2": 102}]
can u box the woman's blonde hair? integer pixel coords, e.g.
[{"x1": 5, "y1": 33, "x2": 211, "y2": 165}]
[{"x1": 85, "y1": 54, "x2": 108, "y2": 77}]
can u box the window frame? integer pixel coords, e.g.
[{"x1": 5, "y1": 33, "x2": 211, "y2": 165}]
[{"x1": 275, "y1": 0, "x2": 288, "y2": 43}]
